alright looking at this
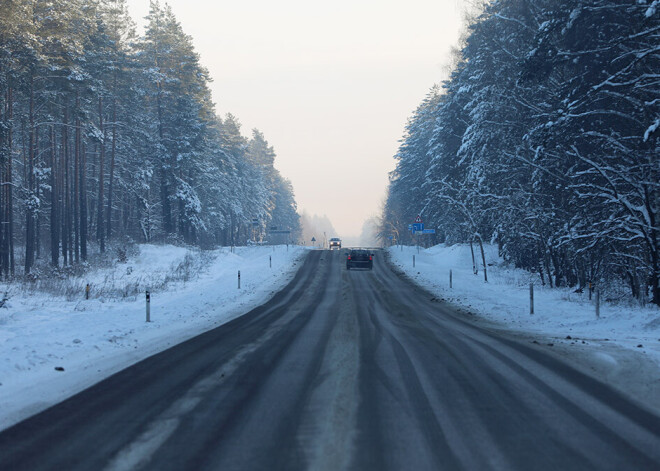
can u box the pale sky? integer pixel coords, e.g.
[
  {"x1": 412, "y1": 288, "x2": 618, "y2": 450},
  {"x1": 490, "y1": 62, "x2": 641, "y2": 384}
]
[{"x1": 126, "y1": 0, "x2": 465, "y2": 239}]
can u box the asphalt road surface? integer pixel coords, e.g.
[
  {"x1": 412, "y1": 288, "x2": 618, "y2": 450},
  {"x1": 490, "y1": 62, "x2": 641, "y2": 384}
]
[{"x1": 1, "y1": 250, "x2": 659, "y2": 470}]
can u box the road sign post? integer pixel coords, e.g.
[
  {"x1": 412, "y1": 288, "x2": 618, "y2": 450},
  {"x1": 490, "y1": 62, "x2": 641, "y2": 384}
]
[{"x1": 146, "y1": 290, "x2": 151, "y2": 322}]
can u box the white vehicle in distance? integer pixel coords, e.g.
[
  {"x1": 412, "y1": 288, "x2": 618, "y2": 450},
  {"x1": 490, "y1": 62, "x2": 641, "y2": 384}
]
[{"x1": 329, "y1": 238, "x2": 342, "y2": 250}]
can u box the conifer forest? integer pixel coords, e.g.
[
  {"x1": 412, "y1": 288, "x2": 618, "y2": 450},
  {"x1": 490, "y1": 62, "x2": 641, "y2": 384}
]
[
  {"x1": 0, "y1": 0, "x2": 301, "y2": 277},
  {"x1": 381, "y1": 1, "x2": 660, "y2": 304}
]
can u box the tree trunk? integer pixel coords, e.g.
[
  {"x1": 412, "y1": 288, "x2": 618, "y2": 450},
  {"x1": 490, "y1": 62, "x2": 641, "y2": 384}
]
[
  {"x1": 0, "y1": 74, "x2": 5, "y2": 276},
  {"x1": 25, "y1": 75, "x2": 35, "y2": 274},
  {"x1": 644, "y1": 186, "x2": 659, "y2": 305},
  {"x1": 7, "y1": 82, "x2": 14, "y2": 276},
  {"x1": 626, "y1": 269, "x2": 640, "y2": 301},
  {"x1": 0, "y1": 75, "x2": 8, "y2": 277},
  {"x1": 545, "y1": 250, "x2": 554, "y2": 289},
  {"x1": 651, "y1": 251, "x2": 659, "y2": 306},
  {"x1": 74, "y1": 96, "x2": 80, "y2": 263},
  {"x1": 36, "y1": 156, "x2": 41, "y2": 261},
  {"x1": 63, "y1": 103, "x2": 71, "y2": 265},
  {"x1": 650, "y1": 222, "x2": 659, "y2": 306},
  {"x1": 107, "y1": 95, "x2": 116, "y2": 239},
  {"x1": 122, "y1": 192, "x2": 130, "y2": 235},
  {"x1": 469, "y1": 239, "x2": 477, "y2": 275},
  {"x1": 477, "y1": 234, "x2": 488, "y2": 283},
  {"x1": 156, "y1": 85, "x2": 172, "y2": 235},
  {"x1": 60, "y1": 112, "x2": 67, "y2": 264},
  {"x1": 551, "y1": 251, "x2": 562, "y2": 288},
  {"x1": 50, "y1": 125, "x2": 59, "y2": 267},
  {"x1": 537, "y1": 244, "x2": 546, "y2": 286},
  {"x1": 80, "y1": 139, "x2": 88, "y2": 261},
  {"x1": 97, "y1": 97, "x2": 105, "y2": 253},
  {"x1": 160, "y1": 172, "x2": 172, "y2": 235},
  {"x1": 59, "y1": 120, "x2": 66, "y2": 264}
]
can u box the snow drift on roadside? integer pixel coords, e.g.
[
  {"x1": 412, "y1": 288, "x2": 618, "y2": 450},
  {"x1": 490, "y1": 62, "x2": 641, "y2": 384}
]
[
  {"x1": 388, "y1": 244, "x2": 660, "y2": 367},
  {"x1": 0, "y1": 244, "x2": 309, "y2": 431}
]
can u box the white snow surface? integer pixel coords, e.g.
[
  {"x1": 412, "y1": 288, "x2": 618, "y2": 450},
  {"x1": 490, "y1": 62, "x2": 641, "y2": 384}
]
[
  {"x1": 388, "y1": 244, "x2": 660, "y2": 412},
  {"x1": 0, "y1": 244, "x2": 309, "y2": 431}
]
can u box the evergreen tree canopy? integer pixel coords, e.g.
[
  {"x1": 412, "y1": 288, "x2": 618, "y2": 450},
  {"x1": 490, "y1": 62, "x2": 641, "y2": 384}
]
[
  {"x1": 382, "y1": 0, "x2": 660, "y2": 304},
  {"x1": 0, "y1": 0, "x2": 301, "y2": 276}
]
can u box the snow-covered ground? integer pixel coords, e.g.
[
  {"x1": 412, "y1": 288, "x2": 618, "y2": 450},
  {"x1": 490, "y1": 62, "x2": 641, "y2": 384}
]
[
  {"x1": 388, "y1": 243, "x2": 660, "y2": 413},
  {"x1": 0, "y1": 244, "x2": 309, "y2": 431}
]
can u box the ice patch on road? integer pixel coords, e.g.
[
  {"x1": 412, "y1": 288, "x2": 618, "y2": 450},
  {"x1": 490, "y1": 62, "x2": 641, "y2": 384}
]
[
  {"x1": 104, "y1": 418, "x2": 180, "y2": 471},
  {"x1": 592, "y1": 351, "x2": 618, "y2": 366}
]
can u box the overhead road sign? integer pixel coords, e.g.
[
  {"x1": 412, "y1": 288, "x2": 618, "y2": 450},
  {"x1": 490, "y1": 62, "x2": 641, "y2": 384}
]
[{"x1": 269, "y1": 230, "x2": 291, "y2": 234}]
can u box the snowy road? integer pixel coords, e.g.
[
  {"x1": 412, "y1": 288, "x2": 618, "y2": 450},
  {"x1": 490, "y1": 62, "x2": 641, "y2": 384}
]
[{"x1": 0, "y1": 250, "x2": 659, "y2": 470}]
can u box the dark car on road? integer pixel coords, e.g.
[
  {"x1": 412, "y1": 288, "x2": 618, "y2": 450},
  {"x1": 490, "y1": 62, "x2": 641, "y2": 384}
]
[{"x1": 346, "y1": 249, "x2": 373, "y2": 270}]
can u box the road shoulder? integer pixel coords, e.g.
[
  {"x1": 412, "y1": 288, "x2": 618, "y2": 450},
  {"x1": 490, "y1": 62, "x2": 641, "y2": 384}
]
[{"x1": 383, "y1": 250, "x2": 660, "y2": 417}]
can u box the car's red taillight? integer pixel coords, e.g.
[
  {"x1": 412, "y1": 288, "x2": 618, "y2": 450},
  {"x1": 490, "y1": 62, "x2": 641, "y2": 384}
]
[
  {"x1": 369, "y1": 256, "x2": 372, "y2": 261},
  {"x1": 347, "y1": 256, "x2": 351, "y2": 260}
]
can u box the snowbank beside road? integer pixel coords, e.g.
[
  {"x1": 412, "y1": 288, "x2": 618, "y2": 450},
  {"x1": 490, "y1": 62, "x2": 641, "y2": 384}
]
[
  {"x1": 0, "y1": 244, "x2": 309, "y2": 431},
  {"x1": 388, "y1": 244, "x2": 660, "y2": 411}
]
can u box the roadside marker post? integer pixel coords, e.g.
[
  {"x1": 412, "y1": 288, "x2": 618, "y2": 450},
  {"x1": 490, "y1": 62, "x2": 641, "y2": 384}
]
[
  {"x1": 595, "y1": 288, "x2": 600, "y2": 319},
  {"x1": 238, "y1": 270, "x2": 241, "y2": 289},
  {"x1": 530, "y1": 283, "x2": 534, "y2": 315},
  {"x1": 146, "y1": 290, "x2": 151, "y2": 322},
  {"x1": 85, "y1": 284, "x2": 90, "y2": 300},
  {"x1": 270, "y1": 255, "x2": 272, "y2": 268},
  {"x1": 450, "y1": 269, "x2": 452, "y2": 289},
  {"x1": 413, "y1": 255, "x2": 416, "y2": 268}
]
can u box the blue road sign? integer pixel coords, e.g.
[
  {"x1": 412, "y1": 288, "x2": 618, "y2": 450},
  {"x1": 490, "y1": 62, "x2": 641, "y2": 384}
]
[
  {"x1": 412, "y1": 223, "x2": 424, "y2": 232},
  {"x1": 420, "y1": 229, "x2": 436, "y2": 234}
]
